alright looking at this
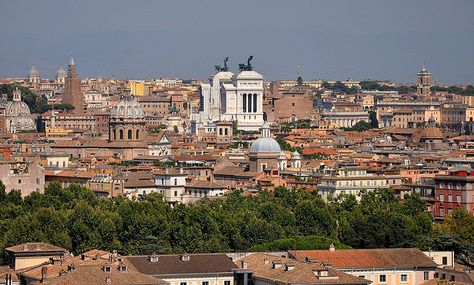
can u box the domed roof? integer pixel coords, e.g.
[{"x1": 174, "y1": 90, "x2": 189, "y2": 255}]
[
  {"x1": 249, "y1": 122, "x2": 281, "y2": 154},
  {"x1": 57, "y1": 66, "x2": 66, "y2": 76},
  {"x1": 250, "y1": 138, "x2": 281, "y2": 153},
  {"x1": 292, "y1": 151, "x2": 301, "y2": 159},
  {"x1": 420, "y1": 127, "x2": 443, "y2": 140},
  {"x1": 29, "y1": 66, "x2": 39, "y2": 77},
  {"x1": 6, "y1": 88, "x2": 31, "y2": 116},
  {"x1": 6, "y1": 101, "x2": 31, "y2": 116},
  {"x1": 111, "y1": 90, "x2": 145, "y2": 119}
]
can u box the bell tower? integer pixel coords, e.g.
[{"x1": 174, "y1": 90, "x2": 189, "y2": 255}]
[
  {"x1": 62, "y1": 56, "x2": 84, "y2": 113},
  {"x1": 417, "y1": 65, "x2": 431, "y2": 97}
]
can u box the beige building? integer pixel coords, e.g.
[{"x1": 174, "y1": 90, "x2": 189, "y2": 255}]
[
  {"x1": 317, "y1": 167, "x2": 402, "y2": 200},
  {"x1": 5, "y1": 242, "x2": 66, "y2": 270},
  {"x1": 0, "y1": 162, "x2": 45, "y2": 196}
]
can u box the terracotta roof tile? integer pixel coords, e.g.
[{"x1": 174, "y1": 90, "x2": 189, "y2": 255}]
[{"x1": 288, "y1": 248, "x2": 437, "y2": 269}]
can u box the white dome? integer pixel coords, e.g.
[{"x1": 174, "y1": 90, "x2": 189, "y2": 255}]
[
  {"x1": 6, "y1": 101, "x2": 31, "y2": 116},
  {"x1": 57, "y1": 66, "x2": 66, "y2": 76},
  {"x1": 111, "y1": 94, "x2": 145, "y2": 119},
  {"x1": 250, "y1": 122, "x2": 280, "y2": 154},
  {"x1": 250, "y1": 137, "x2": 281, "y2": 153},
  {"x1": 292, "y1": 151, "x2": 301, "y2": 159},
  {"x1": 29, "y1": 66, "x2": 39, "y2": 77}
]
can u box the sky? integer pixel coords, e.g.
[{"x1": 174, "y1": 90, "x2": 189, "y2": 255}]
[{"x1": 1, "y1": 0, "x2": 473, "y2": 84}]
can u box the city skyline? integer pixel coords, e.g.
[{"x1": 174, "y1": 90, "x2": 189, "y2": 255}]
[{"x1": 1, "y1": 0, "x2": 473, "y2": 84}]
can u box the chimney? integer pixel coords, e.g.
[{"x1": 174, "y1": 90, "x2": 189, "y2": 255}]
[
  {"x1": 67, "y1": 264, "x2": 75, "y2": 272},
  {"x1": 272, "y1": 260, "x2": 282, "y2": 269},
  {"x1": 285, "y1": 263, "x2": 295, "y2": 271},
  {"x1": 105, "y1": 275, "x2": 112, "y2": 284},
  {"x1": 181, "y1": 254, "x2": 190, "y2": 262},
  {"x1": 41, "y1": 267, "x2": 48, "y2": 283},
  {"x1": 329, "y1": 243, "x2": 335, "y2": 252},
  {"x1": 149, "y1": 253, "x2": 159, "y2": 263},
  {"x1": 240, "y1": 260, "x2": 248, "y2": 269}
]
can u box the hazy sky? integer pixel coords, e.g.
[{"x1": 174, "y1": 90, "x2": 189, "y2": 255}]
[{"x1": 1, "y1": 0, "x2": 473, "y2": 84}]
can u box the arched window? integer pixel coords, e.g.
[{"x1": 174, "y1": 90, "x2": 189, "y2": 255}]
[
  {"x1": 224, "y1": 128, "x2": 228, "y2": 136},
  {"x1": 219, "y1": 128, "x2": 223, "y2": 135},
  {"x1": 119, "y1": 129, "x2": 123, "y2": 140},
  {"x1": 128, "y1": 129, "x2": 132, "y2": 140},
  {"x1": 136, "y1": 129, "x2": 140, "y2": 139}
]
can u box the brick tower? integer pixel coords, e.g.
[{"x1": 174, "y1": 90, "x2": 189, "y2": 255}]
[{"x1": 63, "y1": 56, "x2": 84, "y2": 113}]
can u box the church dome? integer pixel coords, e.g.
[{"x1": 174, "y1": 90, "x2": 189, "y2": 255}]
[
  {"x1": 110, "y1": 90, "x2": 145, "y2": 119},
  {"x1": 6, "y1": 88, "x2": 31, "y2": 116},
  {"x1": 6, "y1": 101, "x2": 31, "y2": 116},
  {"x1": 291, "y1": 150, "x2": 301, "y2": 159},
  {"x1": 57, "y1": 66, "x2": 66, "y2": 76},
  {"x1": 420, "y1": 127, "x2": 443, "y2": 140},
  {"x1": 249, "y1": 122, "x2": 281, "y2": 154},
  {"x1": 29, "y1": 66, "x2": 39, "y2": 77}
]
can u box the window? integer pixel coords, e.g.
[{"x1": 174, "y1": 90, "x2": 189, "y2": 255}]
[
  {"x1": 202, "y1": 282, "x2": 209, "y2": 285},
  {"x1": 18, "y1": 179, "x2": 21, "y2": 184},
  {"x1": 358, "y1": 276, "x2": 365, "y2": 279},
  {"x1": 440, "y1": 194, "x2": 444, "y2": 202},
  {"x1": 180, "y1": 282, "x2": 187, "y2": 285},
  {"x1": 440, "y1": 208, "x2": 445, "y2": 217},
  {"x1": 456, "y1": 195, "x2": 461, "y2": 203},
  {"x1": 174, "y1": 191, "x2": 177, "y2": 197},
  {"x1": 401, "y1": 274, "x2": 408, "y2": 282},
  {"x1": 224, "y1": 281, "x2": 231, "y2": 285},
  {"x1": 379, "y1": 275, "x2": 386, "y2": 283},
  {"x1": 119, "y1": 129, "x2": 124, "y2": 139},
  {"x1": 442, "y1": 256, "x2": 448, "y2": 265},
  {"x1": 448, "y1": 194, "x2": 452, "y2": 202},
  {"x1": 174, "y1": 179, "x2": 177, "y2": 186}
]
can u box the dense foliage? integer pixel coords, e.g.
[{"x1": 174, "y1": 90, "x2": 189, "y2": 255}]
[
  {"x1": 359, "y1": 81, "x2": 416, "y2": 94},
  {"x1": 0, "y1": 182, "x2": 471, "y2": 265},
  {"x1": 431, "y1": 85, "x2": 474, "y2": 96}
]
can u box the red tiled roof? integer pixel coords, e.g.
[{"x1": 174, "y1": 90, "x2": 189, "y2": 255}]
[
  {"x1": 288, "y1": 248, "x2": 437, "y2": 269},
  {"x1": 302, "y1": 148, "x2": 338, "y2": 156}
]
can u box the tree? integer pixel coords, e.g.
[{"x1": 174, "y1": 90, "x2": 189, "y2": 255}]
[
  {"x1": 369, "y1": 110, "x2": 379, "y2": 128},
  {"x1": 346, "y1": 121, "x2": 373, "y2": 132},
  {"x1": 52, "y1": 103, "x2": 75, "y2": 111},
  {"x1": 0, "y1": 181, "x2": 6, "y2": 202}
]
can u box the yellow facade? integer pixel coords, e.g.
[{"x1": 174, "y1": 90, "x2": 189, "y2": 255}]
[
  {"x1": 463, "y1": 95, "x2": 474, "y2": 107},
  {"x1": 424, "y1": 107, "x2": 441, "y2": 123},
  {"x1": 128, "y1": 81, "x2": 146, "y2": 96},
  {"x1": 346, "y1": 270, "x2": 419, "y2": 285},
  {"x1": 466, "y1": 107, "x2": 474, "y2": 122}
]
